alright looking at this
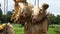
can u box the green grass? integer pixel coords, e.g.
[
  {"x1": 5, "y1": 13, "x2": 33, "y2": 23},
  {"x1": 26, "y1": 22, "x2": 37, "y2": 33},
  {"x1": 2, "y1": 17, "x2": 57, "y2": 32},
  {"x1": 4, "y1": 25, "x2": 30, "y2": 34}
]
[
  {"x1": 47, "y1": 24, "x2": 60, "y2": 34},
  {"x1": 12, "y1": 24, "x2": 60, "y2": 34},
  {"x1": 47, "y1": 28, "x2": 56, "y2": 34},
  {"x1": 12, "y1": 24, "x2": 24, "y2": 34}
]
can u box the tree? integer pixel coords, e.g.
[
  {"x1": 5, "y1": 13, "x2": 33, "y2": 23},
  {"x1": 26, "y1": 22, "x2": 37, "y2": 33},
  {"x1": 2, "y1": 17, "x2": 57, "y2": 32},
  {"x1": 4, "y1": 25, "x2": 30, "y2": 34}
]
[
  {"x1": 0, "y1": 8, "x2": 2, "y2": 23},
  {"x1": 1, "y1": 10, "x2": 13, "y2": 23},
  {"x1": 56, "y1": 15, "x2": 60, "y2": 24},
  {"x1": 48, "y1": 14, "x2": 60, "y2": 24},
  {"x1": 48, "y1": 14, "x2": 57, "y2": 24},
  {"x1": 0, "y1": 8, "x2": 2, "y2": 16},
  {"x1": 5, "y1": 11, "x2": 13, "y2": 23}
]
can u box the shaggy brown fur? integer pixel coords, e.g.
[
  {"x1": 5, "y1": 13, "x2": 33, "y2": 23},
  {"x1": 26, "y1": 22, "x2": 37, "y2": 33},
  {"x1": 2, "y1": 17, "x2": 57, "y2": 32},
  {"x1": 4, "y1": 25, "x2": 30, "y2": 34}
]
[
  {"x1": 11, "y1": 0, "x2": 28, "y2": 23},
  {"x1": 21, "y1": 3, "x2": 49, "y2": 34},
  {"x1": 11, "y1": 0, "x2": 49, "y2": 34},
  {"x1": 30, "y1": 3, "x2": 49, "y2": 34},
  {"x1": 11, "y1": 0, "x2": 20, "y2": 21},
  {"x1": 11, "y1": 0, "x2": 33, "y2": 24},
  {"x1": 0, "y1": 23, "x2": 14, "y2": 34},
  {"x1": 11, "y1": 0, "x2": 33, "y2": 34},
  {"x1": 15, "y1": 5, "x2": 32, "y2": 25}
]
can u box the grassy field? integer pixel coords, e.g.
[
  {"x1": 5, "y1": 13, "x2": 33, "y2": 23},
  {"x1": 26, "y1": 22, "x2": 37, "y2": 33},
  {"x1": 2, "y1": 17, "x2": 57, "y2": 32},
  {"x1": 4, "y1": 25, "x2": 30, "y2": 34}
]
[
  {"x1": 12, "y1": 24, "x2": 60, "y2": 34},
  {"x1": 13, "y1": 24, "x2": 24, "y2": 34}
]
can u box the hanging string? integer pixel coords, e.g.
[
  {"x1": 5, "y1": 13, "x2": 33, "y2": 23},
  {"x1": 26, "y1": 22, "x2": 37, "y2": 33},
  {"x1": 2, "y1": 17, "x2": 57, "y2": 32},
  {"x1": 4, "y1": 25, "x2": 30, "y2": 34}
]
[
  {"x1": 4, "y1": 0, "x2": 8, "y2": 15},
  {"x1": 7, "y1": 0, "x2": 8, "y2": 13},
  {"x1": 34, "y1": 0, "x2": 39, "y2": 7},
  {"x1": 4, "y1": 0, "x2": 5, "y2": 15},
  {"x1": 38, "y1": 0, "x2": 39, "y2": 8},
  {"x1": 35, "y1": 0, "x2": 36, "y2": 6}
]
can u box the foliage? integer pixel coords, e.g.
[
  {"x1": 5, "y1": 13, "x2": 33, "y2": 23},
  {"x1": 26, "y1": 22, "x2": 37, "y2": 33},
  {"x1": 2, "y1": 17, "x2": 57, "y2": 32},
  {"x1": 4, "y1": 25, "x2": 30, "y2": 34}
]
[
  {"x1": 0, "y1": 10, "x2": 13, "y2": 23},
  {"x1": 49, "y1": 14, "x2": 60, "y2": 24},
  {"x1": 5, "y1": 11, "x2": 13, "y2": 23},
  {"x1": 0, "y1": 8, "x2": 2, "y2": 23},
  {"x1": 0, "y1": 8, "x2": 2, "y2": 17},
  {"x1": 56, "y1": 15, "x2": 60, "y2": 24}
]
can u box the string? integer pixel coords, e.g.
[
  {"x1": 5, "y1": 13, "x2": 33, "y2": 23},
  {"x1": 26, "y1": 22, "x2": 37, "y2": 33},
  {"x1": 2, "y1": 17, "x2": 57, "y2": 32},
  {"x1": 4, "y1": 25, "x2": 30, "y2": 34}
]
[
  {"x1": 35, "y1": 0, "x2": 36, "y2": 6},
  {"x1": 38, "y1": 0, "x2": 39, "y2": 8}
]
